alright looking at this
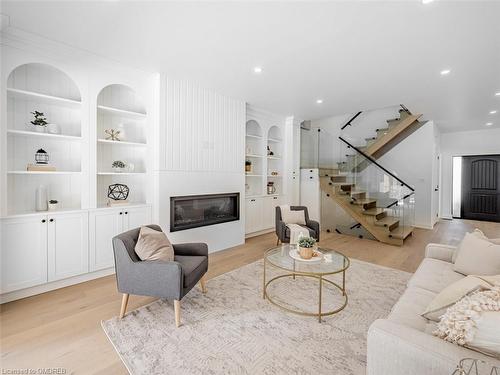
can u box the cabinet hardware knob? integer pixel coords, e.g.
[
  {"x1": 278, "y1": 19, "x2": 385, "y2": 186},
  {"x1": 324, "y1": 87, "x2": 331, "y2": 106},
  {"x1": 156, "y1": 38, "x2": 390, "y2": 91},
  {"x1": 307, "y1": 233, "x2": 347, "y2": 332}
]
[
  {"x1": 310, "y1": 176, "x2": 313, "y2": 179},
  {"x1": 119, "y1": 212, "x2": 123, "y2": 215},
  {"x1": 125, "y1": 212, "x2": 128, "y2": 214},
  {"x1": 49, "y1": 218, "x2": 54, "y2": 222},
  {"x1": 42, "y1": 219, "x2": 46, "y2": 223}
]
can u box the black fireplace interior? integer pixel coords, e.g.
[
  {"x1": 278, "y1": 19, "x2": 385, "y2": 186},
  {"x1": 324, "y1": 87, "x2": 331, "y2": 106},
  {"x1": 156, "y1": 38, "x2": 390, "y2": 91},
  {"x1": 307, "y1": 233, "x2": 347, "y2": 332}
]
[{"x1": 170, "y1": 193, "x2": 240, "y2": 232}]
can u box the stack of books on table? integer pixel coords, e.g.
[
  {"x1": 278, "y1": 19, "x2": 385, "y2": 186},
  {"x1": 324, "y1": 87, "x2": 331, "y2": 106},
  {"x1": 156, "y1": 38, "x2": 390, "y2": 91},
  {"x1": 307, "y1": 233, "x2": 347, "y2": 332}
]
[{"x1": 27, "y1": 164, "x2": 57, "y2": 172}]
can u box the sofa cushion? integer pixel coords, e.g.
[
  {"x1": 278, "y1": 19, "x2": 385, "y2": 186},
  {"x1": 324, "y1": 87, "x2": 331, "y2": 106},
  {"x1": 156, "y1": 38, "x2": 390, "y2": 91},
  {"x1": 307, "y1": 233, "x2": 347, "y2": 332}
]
[
  {"x1": 388, "y1": 286, "x2": 437, "y2": 332},
  {"x1": 174, "y1": 255, "x2": 208, "y2": 288},
  {"x1": 453, "y1": 232, "x2": 500, "y2": 276},
  {"x1": 408, "y1": 258, "x2": 463, "y2": 294}
]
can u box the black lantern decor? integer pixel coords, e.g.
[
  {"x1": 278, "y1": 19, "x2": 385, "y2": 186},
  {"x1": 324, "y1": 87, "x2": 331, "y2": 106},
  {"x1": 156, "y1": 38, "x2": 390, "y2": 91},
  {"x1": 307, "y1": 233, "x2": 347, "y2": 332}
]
[{"x1": 35, "y1": 149, "x2": 49, "y2": 164}]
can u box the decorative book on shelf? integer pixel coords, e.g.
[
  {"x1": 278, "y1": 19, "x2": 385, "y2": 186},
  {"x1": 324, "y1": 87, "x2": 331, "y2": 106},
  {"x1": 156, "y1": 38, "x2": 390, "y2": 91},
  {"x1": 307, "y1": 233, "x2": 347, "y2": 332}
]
[{"x1": 27, "y1": 164, "x2": 56, "y2": 172}]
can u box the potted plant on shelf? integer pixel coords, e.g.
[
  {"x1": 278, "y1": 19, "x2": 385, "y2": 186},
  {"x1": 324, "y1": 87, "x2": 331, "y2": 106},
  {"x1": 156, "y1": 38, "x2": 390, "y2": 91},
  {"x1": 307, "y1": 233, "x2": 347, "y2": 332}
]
[
  {"x1": 47, "y1": 199, "x2": 59, "y2": 211},
  {"x1": 112, "y1": 160, "x2": 127, "y2": 173},
  {"x1": 297, "y1": 236, "x2": 317, "y2": 260},
  {"x1": 245, "y1": 160, "x2": 252, "y2": 173},
  {"x1": 30, "y1": 111, "x2": 48, "y2": 133}
]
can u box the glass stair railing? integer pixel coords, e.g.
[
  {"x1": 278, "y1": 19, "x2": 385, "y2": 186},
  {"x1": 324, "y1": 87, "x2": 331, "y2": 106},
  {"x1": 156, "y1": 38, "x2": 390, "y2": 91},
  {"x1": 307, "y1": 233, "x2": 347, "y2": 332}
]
[{"x1": 317, "y1": 128, "x2": 415, "y2": 245}]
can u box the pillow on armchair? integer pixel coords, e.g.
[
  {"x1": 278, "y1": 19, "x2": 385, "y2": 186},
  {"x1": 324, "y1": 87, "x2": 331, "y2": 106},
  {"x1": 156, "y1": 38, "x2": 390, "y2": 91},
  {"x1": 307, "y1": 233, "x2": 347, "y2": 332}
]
[
  {"x1": 134, "y1": 226, "x2": 174, "y2": 262},
  {"x1": 280, "y1": 205, "x2": 306, "y2": 225}
]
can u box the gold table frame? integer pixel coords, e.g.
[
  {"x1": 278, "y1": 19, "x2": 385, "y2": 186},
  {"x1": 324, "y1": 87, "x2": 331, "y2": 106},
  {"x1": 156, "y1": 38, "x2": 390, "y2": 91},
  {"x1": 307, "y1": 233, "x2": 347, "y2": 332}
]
[{"x1": 263, "y1": 246, "x2": 350, "y2": 323}]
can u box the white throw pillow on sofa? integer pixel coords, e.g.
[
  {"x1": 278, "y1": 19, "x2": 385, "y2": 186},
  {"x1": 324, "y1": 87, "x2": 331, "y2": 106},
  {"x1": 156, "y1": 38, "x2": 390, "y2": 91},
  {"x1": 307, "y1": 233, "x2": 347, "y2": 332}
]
[
  {"x1": 422, "y1": 275, "x2": 500, "y2": 322},
  {"x1": 452, "y1": 229, "x2": 500, "y2": 263},
  {"x1": 453, "y1": 232, "x2": 500, "y2": 276}
]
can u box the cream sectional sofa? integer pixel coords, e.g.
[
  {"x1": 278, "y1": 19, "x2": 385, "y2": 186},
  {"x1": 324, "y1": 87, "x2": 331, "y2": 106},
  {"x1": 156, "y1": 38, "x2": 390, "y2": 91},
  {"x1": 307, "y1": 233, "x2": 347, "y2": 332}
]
[{"x1": 367, "y1": 243, "x2": 500, "y2": 375}]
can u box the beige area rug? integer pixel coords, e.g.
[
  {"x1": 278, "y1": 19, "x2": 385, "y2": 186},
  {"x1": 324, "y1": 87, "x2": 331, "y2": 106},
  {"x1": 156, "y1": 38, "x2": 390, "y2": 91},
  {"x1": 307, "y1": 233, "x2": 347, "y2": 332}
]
[{"x1": 102, "y1": 259, "x2": 411, "y2": 375}]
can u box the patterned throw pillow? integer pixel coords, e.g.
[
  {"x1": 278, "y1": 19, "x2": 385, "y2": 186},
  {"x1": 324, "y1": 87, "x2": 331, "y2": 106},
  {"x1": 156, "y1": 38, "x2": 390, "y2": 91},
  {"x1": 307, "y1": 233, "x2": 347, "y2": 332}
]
[{"x1": 434, "y1": 284, "x2": 500, "y2": 358}]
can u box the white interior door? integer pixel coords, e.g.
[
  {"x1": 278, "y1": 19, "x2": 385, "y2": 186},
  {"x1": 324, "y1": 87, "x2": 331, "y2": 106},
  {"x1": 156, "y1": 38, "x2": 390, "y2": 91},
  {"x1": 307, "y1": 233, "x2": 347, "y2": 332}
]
[
  {"x1": 89, "y1": 209, "x2": 123, "y2": 272},
  {"x1": 1, "y1": 216, "x2": 48, "y2": 293},
  {"x1": 47, "y1": 212, "x2": 89, "y2": 282}
]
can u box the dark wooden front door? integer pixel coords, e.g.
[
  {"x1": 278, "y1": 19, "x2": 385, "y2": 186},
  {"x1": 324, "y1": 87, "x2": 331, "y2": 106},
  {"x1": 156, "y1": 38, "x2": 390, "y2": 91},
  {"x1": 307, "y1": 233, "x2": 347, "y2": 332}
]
[{"x1": 461, "y1": 155, "x2": 500, "y2": 222}]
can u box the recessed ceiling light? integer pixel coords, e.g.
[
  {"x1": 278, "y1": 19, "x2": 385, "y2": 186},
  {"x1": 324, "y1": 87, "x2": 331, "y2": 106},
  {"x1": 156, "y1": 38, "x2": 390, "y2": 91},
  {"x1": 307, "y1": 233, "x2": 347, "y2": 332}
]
[
  {"x1": 253, "y1": 66, "x2": 262, "y2": 74},
  {"x1": 490, "y1": 110, "x2": 498, "y2": 114},
  {"x1": 440, "y1": 69, "x2": 451, "y2": 75},
  {"x1": 316, "y1": 99, "x2": 323, "y2": 104},
  {"x1": 485, "y1": 122, "x2": 493, "y2": 126},
  {"x1": 422, "y1": 0, "x2": 434, "y2": 4}
]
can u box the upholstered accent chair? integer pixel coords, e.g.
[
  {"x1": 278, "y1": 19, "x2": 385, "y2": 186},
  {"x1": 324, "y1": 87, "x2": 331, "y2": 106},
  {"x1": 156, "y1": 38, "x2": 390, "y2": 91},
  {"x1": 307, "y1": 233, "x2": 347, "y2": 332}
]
[
  {"x1": 112, "y1": 224, "x2": 208, "y2": 327},
  {"x1": 275, "y1": 206, "x2": 320, "y2": 245}
]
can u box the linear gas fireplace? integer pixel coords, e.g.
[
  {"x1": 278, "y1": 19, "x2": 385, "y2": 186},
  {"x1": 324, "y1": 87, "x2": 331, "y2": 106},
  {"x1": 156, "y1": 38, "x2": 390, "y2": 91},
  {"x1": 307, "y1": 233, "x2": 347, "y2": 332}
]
[{"x1": 170, "y1": 192, "x2": 240, "y2": 232}]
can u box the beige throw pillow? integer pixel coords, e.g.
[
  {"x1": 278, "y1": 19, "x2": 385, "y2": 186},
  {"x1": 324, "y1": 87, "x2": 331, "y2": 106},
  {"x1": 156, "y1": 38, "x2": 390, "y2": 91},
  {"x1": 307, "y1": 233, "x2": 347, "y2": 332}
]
[
  {"x1": 134, "y1": 226, "x2": 174, "y2": 262},
  {"x1": 422, "y1": 275, "x2": 500, "y2": 322},
  {"x1": 453, "y1": 232, "x2": 500, "y2": 276},
  {"x1": 280, "y1": 205, "x2": 306, "y2": 225}
]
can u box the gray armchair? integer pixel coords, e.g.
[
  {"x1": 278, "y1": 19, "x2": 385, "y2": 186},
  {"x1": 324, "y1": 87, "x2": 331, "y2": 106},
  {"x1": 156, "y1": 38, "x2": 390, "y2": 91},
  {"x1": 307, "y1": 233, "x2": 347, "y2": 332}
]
[
  {"x1": 112, "y1": 224, "x2": 208, "y2": 327},
  {"x1": 275, "y1": 206, "x2": 320, "y2": 245}
]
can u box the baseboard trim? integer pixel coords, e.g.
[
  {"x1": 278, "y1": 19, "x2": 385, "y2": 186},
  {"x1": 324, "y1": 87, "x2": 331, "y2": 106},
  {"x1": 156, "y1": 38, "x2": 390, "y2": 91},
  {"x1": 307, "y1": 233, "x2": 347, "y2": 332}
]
[
  {"x1": 0, "y1": 268, "x2": 115, "y2": 304},
  {"x1": 245, "y1": 228, "x2": 274, "y2": 239}
]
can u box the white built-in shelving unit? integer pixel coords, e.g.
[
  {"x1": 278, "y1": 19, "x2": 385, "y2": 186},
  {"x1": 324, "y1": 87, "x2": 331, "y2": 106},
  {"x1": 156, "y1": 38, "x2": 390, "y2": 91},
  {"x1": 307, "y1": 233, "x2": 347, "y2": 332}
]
[
  {"x1": 245, "y1": 107, "x2": 287, "y2": 236},
  {"x1": 96, "y1": 84, "x2": 148, "y2": 208},
  {"x1": 5, "y1": 63, "x2": 83, "y2": 215}
]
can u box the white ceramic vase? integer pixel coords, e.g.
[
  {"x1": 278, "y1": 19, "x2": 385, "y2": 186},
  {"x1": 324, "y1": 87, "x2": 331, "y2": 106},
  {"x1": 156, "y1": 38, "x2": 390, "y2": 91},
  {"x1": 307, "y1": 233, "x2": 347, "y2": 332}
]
[
  {"x1": 47, "y1": 123, "x2": 61, "y2": 134},
  {"x1": 35, "y1": 185, "x2": 48, "y2": 211}
]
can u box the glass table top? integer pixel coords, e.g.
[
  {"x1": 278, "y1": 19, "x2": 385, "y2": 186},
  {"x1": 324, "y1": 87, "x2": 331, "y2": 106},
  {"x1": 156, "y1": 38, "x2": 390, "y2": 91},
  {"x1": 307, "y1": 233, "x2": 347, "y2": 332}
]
[{"x1": 265, "y1": 244, "x2": 350, "y2": 275}]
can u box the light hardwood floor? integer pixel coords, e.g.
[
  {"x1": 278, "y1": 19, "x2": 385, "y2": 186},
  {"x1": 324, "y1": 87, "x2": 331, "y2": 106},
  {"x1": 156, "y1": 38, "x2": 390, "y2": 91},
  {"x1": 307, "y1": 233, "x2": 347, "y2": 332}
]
[{"x1": 1, "y1": 219, "x2": 499, "y2": 374}]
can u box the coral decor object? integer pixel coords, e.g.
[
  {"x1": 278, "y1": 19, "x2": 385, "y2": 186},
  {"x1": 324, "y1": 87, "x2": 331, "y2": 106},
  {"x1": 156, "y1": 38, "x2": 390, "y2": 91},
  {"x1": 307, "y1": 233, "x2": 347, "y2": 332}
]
[{"x1": 105, "y1": 129, "x2": 121, "y2": 141}]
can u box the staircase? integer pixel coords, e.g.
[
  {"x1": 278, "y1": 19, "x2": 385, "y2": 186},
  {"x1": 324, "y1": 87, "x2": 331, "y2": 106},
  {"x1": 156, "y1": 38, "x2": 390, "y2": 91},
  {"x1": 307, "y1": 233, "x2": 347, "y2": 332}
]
[{"x1": 319, "y1": 106, "x2": 421, "y2": 246}]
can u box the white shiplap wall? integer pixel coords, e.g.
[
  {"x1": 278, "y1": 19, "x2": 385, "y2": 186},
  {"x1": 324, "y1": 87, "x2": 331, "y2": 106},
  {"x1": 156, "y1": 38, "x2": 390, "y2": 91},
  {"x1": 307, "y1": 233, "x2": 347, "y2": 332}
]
[{"x1": 161, "y1": 77, "x2": 245, "y2": 172}]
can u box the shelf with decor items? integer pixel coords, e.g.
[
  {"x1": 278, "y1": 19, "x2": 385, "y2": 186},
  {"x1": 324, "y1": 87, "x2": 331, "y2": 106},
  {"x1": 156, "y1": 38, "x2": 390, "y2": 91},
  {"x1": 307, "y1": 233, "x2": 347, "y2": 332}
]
[
  {"x1": 4, "y1": 63, "x2": 84, "y2": 217},
  {"x1": 245, "y1": 106, "x2": 287, "y2": 237},
  {"x1": 96, "y1": 84, "x2": 148, "y2": 208}
]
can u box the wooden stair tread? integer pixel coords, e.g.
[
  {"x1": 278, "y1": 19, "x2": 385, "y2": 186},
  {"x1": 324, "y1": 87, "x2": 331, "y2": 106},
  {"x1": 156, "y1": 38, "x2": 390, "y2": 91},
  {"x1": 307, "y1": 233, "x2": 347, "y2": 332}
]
[
  {"x1": 389, "y1": 226, "x2": 414, "y2": 240},
  {"x1": 375, "y1": 216, "x2": 400, "y2": 230},
  {"x1": 362, "y1": 207, "x2": 385, "y2": 216},
  {"x1": 352, "y1": 198, "x2": 376, "y2": 205}
]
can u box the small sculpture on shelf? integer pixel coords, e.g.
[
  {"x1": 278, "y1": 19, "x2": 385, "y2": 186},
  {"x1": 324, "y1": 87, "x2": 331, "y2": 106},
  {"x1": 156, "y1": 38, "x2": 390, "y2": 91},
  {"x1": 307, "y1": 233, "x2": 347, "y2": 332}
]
[
  {"x1": 267, "y1": 181, "x2": 276, "y2": 195},
  {"x1": 30, "y1": 111, "x2": 48, "y2": 133},
  {"x1": 107, "y1": 184, "x2": 130, "y2": 207},
  {"x1": 27, "y1": 149, "x2": 56, "y2": 171},
  {"x1": 112, "y1": 160, "x2": 126, "y2": 173},
  {"x1": 267, "y1": 146, "x2": 274, "y2": 156},
  {"x1": 35, "y1": 148, "x2": 49, "y2": 164},
  {"x1": 245, "y1": 160, "x2": 252, "y2": 173},
  {"x1": 105, "y1": 129, "x2": 121, "y2": 141}
]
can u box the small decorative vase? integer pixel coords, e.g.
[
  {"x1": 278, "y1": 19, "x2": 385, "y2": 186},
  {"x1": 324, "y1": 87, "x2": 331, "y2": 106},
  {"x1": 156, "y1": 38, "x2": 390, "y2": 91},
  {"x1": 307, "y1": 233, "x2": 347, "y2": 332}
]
[
  {"x1": 48, "y1": 201, "x2": 59, "y2": 211},
  {"x1": 47, "y1": 123, "x2": 61, "y2": 134},
  {"x1": 35, "y1": 186, "x2": 48, "y2": 211},
  {"x1": 245, "y1": 165, "x2": 252, "y2": 173},
  {"x1": 127, "y1": 163, "x2": 135, "y2": 173},
  {"x1": 299, "y1": 246, "x2": 313, "y2": 260}
]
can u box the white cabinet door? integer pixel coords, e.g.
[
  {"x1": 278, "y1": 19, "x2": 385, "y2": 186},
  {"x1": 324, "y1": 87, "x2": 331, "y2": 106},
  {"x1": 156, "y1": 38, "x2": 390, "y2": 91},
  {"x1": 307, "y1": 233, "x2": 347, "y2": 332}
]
[
  {"x1": 47, "y1": 212, "x2": 89, "y2": 282},
  {"x1": 263, "y1": 196, "x2": 281, "y2": 230},
  {"x1": 124, "y1": 206, "x2": 152, "y2": 230},
  {"x1": 245, "y1": 197, "x2": 263, "y2": 234},
  {"x1": 89, "y1": 209, "x2": 123, "y2": 272},
  {"x1": 0, "y1": 216, "x2": 48, "y2": 293}
]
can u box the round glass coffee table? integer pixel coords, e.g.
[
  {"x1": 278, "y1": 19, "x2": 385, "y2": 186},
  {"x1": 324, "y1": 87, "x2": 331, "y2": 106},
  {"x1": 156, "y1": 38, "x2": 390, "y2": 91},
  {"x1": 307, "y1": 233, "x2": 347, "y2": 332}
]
[{"x1": 263, "y1": 244, "x2": 350, "y2": 322}]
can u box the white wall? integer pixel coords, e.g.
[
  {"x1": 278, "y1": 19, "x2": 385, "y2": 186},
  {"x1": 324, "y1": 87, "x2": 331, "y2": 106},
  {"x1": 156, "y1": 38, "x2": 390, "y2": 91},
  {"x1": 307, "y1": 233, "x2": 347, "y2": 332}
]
[
  {"x1": 440, "y1": 128, "x2": 500, "y2": 219},
  {"x1": 157, "y1": 76, "x2": 246, "y2": 252}
]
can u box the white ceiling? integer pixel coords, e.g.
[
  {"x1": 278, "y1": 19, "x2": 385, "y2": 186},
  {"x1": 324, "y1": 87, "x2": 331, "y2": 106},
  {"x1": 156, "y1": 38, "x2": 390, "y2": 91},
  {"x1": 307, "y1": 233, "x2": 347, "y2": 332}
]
[{"x1": 2, "y1": 1, "x2": 500, "y2": 132}]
